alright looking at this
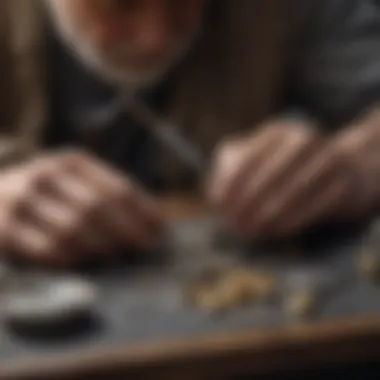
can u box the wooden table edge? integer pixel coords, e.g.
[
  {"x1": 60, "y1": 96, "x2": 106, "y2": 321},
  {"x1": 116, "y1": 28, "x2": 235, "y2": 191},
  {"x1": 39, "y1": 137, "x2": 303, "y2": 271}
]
[{"x1": 2, "y1": 316, "x2": 380, "y2": 379}]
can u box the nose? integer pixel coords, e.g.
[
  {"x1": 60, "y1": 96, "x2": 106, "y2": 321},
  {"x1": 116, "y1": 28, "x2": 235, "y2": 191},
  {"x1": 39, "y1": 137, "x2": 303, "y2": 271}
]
[{"x1": 137, "y1": 6, "x2": 170, "y2": 57}]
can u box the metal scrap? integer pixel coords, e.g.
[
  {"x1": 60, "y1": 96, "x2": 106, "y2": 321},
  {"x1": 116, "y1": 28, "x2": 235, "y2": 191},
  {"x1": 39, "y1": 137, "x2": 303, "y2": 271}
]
[{"x1": 184, "y1": 266, "x2": 278, "y2": 314}]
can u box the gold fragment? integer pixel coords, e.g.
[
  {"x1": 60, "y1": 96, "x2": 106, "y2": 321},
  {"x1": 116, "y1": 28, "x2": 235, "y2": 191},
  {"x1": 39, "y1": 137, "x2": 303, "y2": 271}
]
[
  {"x1": 358, "y1": 249, "x2": 380, "y2": 281},
  {"x1": 285, "y1": 291, "x2": 317, "y2": 318},
  {"x1": 184, "y1": 266, "x2": 278, "y2": 312}
]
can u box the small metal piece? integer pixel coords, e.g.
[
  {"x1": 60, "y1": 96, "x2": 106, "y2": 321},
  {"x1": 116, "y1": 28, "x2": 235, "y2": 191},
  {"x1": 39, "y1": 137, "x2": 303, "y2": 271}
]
[
  {"x1": 282, "y1": 269, "x2": 323, "y2": 319},
  {"x1": 2, "y1": 277, "x2": 98, "y2": 329},
  {"x1": 197, "y1": 266, "x2": 227, "y2": 284},
  {"x1": 126, "y1": 95, "x2": 206, "y2": 173},
  {"x1": 183, "y1": 266, "x2": 231, "y2": 307},
  {"x1": 358, "y1": 249, "x2": 380, "y2": 281},
  {"x1": 216, "y1": 277, "x2": 255, "y2": 308},
  {"x1": 223, "y1": 269, "x2": 277, "y2": 302},
  {"x1": 285, "y1": 291, "x2": 318, "y2": 319},
  {"x1": 184, "y1": 266, "x2": 278, "y2": 313},
  {"x1": 283, "y1": 266, "x2": 352, "y2": 320},
  {"x1": 194, "y1": 287, "x2": 226, "y2": 313}
]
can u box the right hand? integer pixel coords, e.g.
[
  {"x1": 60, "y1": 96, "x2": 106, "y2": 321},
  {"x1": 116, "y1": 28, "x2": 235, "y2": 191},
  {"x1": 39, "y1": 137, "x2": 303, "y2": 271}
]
[{"x1": 0, "y1": 151, "x2": 164, "y2": 266}]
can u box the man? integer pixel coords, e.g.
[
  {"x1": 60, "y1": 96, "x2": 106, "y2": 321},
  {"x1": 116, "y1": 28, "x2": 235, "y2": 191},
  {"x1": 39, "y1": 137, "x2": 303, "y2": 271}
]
[{"x1": 0, "y1": 0, "x2": 378, "y2": 266}]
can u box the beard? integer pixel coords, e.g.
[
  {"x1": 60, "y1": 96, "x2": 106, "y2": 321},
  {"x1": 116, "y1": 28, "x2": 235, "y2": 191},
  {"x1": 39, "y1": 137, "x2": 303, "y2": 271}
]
[{"x1": 45, "y1": 0, "x2": 198, "y2": 90}]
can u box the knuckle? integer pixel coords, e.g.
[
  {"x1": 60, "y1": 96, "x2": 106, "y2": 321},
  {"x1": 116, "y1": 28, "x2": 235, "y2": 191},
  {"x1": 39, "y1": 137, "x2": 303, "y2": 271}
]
[
  {"x1": 112, "y1": 181, "x2": 132, "y2": 202},
  {"x1": 105, "y1": 176, "x2": 135, "y2": 204},
  {"x1": 10, "y1": 198, "x2": 28, "y2": 221},
  {"x1": 11, "y1": 180, "x2": 46, "y2": 220},
  {"x1": 33, "y1": 171, "x2": 56, "y2": 193},
  {"x1": 82, "y1": 191, "x2": 102, "y2": 213},
  {"x1": 214, "y1": 141, "x2": 246, "y2": 173},
  {"x1": 285, "y1": 126, "x2": 320, "y2": 151},
  {"x1": 36, "y1": 236, "x2": 58, "y2": 257},
  {"x1": 265, "y1": 120, "x2": 287, "y2": 134},
  {"x1": 56, "y1": 213, "x2": 84, "y2": 244},
  {"x1": 54, "y1": 216, "x2": 73, "y2": 238},
  {"x1": 292, "y1": 122, "x2": 319, "y2": 141},
  {"x1": 213, "y1": 138, "x2": 235, "y2": 163},
  {"x1": 16, "y1": 227, "x2": 56, "y2": 259},
  {"x1": 50, "y1": 207, "x2": 86, "y2": 244},
  {"x1": 24, "y1": 159, "x2": 58, "y2": 193},
  {"x1": 59, "y1": 149, "x2": 90, "y2": 169},
  {"x1": 217, "y1": 139, "x2": 237, "y2": 157},
  {"x1": 9, "y1": 190, "x2": 35, "y2": 221},
  {"x1": 23, "y1": 174, "x2": 40, "y2": 197},
  {"x1": 71, "y1": 210, "x2": 88, "y2": 231},
  {"x1": 61, "y1": 148, "x2": 88, "y2": 161}
]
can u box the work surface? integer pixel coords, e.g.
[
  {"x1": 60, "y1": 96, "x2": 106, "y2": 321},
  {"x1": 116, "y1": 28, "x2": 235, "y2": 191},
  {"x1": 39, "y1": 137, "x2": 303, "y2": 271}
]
[{"x1": 1, "y1": 197, "x2": 380, "y2": 379}]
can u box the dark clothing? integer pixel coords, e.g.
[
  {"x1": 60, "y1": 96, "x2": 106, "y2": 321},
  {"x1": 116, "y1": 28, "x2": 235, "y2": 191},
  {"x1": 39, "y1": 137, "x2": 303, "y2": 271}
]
[{"x1": 44, "y1": 29, "x2": 171, "y2": 191}]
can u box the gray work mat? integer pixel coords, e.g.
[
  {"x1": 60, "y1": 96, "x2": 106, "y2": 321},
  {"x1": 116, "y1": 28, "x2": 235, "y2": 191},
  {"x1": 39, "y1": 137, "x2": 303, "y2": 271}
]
[{"x1": 0, "y1": 217, "x2": 379, "y2": 363}]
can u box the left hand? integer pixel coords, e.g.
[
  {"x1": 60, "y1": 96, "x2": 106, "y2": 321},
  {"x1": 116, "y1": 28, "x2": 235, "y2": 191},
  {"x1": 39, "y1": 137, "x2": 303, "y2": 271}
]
[{"x1": 207, "y1": 120, "x2": 359, "y2": 239}]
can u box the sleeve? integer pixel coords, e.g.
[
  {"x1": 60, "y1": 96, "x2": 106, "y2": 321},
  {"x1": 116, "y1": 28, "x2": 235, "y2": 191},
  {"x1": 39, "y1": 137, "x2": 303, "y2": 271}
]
[{"x1": 288, "y1": 0, "x2": 380, "y2": 128}]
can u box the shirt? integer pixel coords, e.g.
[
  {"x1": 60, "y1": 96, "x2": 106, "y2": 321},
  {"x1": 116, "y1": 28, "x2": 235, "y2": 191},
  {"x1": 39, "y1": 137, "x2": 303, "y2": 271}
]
[
  {"x1": 44, "y1": 27, "x2": 172, "y2": 191},
  {"x1": 44, "y1": 0, "x2": 380, "y2": 189},
  {"x1": 287, "y1": 0, "x2": 380, "y2": 127}
]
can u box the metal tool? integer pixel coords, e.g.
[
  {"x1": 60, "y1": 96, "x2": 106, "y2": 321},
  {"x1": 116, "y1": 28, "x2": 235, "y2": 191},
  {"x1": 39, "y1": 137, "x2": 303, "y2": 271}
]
[
  {"x1": 123, "y1": 93, "x2": 207, "y2": 174},
  {"x1": 121, "y1": 92, "x2": 248, "y2": 253}
]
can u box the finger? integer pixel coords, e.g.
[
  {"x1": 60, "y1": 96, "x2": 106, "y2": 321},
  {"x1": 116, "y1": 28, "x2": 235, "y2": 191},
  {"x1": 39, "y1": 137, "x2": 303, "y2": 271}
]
[
  {"x1": 3, "y1": 157, "x2": 61, "y2": 209},
  {"x1": 208, "y1": 126, "x2": 288, "y2": 206},
  {"x1": 272, "y1": 178, "x2": 348, "y2": 237},
  {"x1": 210, "y1": 130, "x2": 287, "y2": 208},
  {"x1": 98, "y1": 201, "x2": 159, "y2": 251},
  {"x1": 263, "y1": 144, "x2": 341, "y2": 223},
  {"x1": 231, "y1": 129, "x2": 321, "y2": 224},
  {"x1": 52, "y1": 164, "x2": 159, "y2": 251},
  {"x1": 6, "y1": 221, "x2": 74, "y2": 266},
  {"x1": 70, "y1": 217, "x2": 120, "y2": 259},
  {"x1": 22, "y1": 195, "x2": 115, "y2": 257},
  {"x1": 62, "y1": 154, "x2": 164, "y2": 249},
  {"x1": 12, "y1": 167, "x2": 117, "y2": 259},
  {"x1": 62, "y1": 153, "x2": 164, "y2": 231},
  {"x1": 40, "y1": 167, "x2": 102, "y2": 207},
  {"x1": 251, "y1": 144, "x2": 338, "y2": 236},
  {"x1": 23, "y1": 155, "x2": 67, "y2": 193}
]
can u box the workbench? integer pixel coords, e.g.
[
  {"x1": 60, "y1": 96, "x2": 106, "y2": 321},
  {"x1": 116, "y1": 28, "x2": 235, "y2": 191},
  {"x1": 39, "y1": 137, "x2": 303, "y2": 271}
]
[{"x1": 1, "y1": 196, "x2": 380, "y2": 380}]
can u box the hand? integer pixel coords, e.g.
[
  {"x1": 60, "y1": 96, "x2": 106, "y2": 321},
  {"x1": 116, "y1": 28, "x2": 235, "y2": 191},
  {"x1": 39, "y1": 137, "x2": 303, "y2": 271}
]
[
  {"x1": 0, "y1": 150, "x2": 164, "y2": 266},
  {"x1": 207, "y1": 121, "x2": 358, "y2": 239}
]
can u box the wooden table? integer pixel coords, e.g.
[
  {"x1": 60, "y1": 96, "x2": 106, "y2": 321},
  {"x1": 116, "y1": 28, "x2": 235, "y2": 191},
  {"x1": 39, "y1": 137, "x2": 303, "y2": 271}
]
[{"x1": 2, "y1": 196, "x2": 380, "y2": 380}]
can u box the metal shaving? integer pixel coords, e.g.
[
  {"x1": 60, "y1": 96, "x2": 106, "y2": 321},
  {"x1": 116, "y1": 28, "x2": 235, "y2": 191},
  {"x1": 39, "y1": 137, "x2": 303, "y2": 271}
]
[
  {"x1": 284, "y1": 291, "x2": 318, "y2": 319},
  {"x1": 184, "y1": 266, "x2": 277, "y2": 314},
  {"x1": 358, "y1": 249, "x2": 380, "y2": 281}
]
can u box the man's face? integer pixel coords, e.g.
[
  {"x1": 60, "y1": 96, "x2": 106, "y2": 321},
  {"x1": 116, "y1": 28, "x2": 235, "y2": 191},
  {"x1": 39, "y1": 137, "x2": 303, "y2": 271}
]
[{"x1": 46, "y1": 0, "x2": 206, "y2": 89}]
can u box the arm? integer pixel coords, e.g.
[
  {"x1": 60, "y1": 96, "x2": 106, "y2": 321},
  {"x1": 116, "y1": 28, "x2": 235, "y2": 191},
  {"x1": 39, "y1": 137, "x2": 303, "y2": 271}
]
[
  {"x1": 206, "y1": 0, "x2": 380, "y2": 238},
  {"x1": 289, "y1": 0, "x2": 380, "y2": 214}
]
